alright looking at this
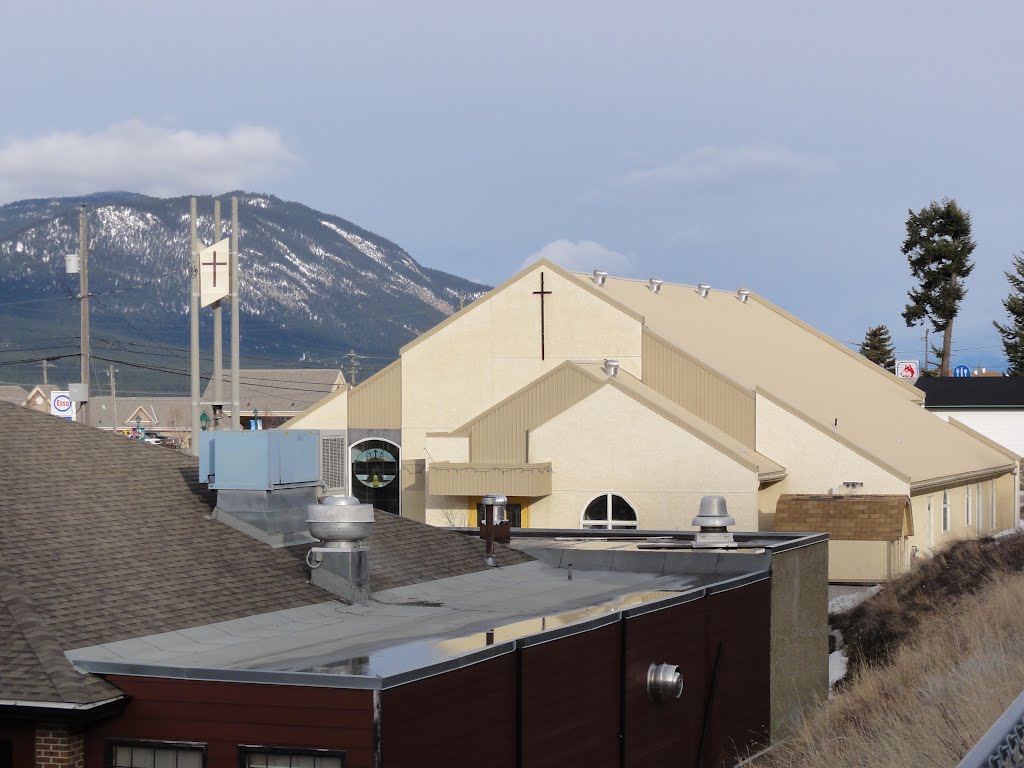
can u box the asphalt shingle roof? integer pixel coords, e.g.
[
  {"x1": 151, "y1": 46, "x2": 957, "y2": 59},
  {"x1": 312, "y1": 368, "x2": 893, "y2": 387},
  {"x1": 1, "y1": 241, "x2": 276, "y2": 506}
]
[
  {"x1": 0, "y1": 401, "x2": 529, "y2": 705},
  {"x1": 201, "y1": 368, "x2": 345, "y2": 413}
]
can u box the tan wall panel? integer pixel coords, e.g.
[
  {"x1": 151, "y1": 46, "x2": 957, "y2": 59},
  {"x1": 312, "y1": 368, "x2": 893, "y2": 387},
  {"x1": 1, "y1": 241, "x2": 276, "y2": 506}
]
[
  {"x1": 828, "y1": 540, "x2": 890, "y2": 582},
  {"x1": 400, "y1": 265, "x2": 642, "y2": 457},
  {"x1": 642, "y1": 330, "x2": 756, "y2": 447},
  {"x1": 467, "y1": 365, "x2": 601, "y2": 464},
  {"x1": 287, "y1": 388, "x2": 348, "y2": 430},
  {"x1": 349, "y1": 360, "x2": 402, "y2": 429},
  {"x1": 424, "y1": 434, "x2": 470, "y2": 463},
  {"x1": 756, "y1": 393, "x2": 907, "y2": 529},
  {"x1": 528, "y1": 385, "x2": 760, "y2": 529}
]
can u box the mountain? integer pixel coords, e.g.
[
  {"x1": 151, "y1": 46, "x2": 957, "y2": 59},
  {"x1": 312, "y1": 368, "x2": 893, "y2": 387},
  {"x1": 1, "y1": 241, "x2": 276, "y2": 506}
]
[{"x1": 0, "y1": 192, "x2": 489, "y2": 392}]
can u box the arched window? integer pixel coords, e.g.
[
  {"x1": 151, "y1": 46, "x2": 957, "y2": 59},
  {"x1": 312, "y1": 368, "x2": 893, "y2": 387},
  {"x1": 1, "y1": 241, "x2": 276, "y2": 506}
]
[
  {"x1": 942, "y1": 490, "x2": 950, "y2": 533},
  {"x1": 581, "y1": 493, "x2": 638, "y2": 530}
]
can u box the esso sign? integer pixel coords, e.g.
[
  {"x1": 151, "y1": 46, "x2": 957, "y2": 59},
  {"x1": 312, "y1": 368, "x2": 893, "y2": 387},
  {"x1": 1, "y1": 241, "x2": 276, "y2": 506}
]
[
  {"x1": 53, "y1": 394, "x2": 72, "y2": 412},
  {"x1": 49, "y1": 391, "x2": 76, "y2": 420}
]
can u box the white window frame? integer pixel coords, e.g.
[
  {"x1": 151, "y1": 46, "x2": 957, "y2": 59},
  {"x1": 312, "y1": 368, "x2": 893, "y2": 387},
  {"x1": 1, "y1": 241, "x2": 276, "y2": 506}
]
[
  {"x1": 109, "y1": 740, "x2": 206, "y2": 768},
  {"x1": 580, "y1": 492, "x2": 639, "y2": 530},
  {"x1": 966, "y1": 484, "x2": 972, "y2": 527},
  {"x1": 992, "y1": 479, "x2": 998, "y2": 531},
  {"x1": 942, "y1": 490, "x2": 950, "y2": 533},
  {"x1": 239, "y1": 747, "x2": 346, "y2": 768},
  {"x1": 976, "y1": 484, "x2": 983, "y2": 532}
]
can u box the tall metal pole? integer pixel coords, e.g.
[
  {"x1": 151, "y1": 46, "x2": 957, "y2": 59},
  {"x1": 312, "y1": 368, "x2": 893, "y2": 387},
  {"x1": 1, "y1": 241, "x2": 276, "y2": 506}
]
[
  {"x1": 78, "y1": 206, "x2": 90, "y2": 425},
  {"x1": 213, "y1": 199, "x2": 223, "y2": 425},
  {"x1": 190, "y1": 198, "x2": 201, "y2": 454},
  {"x1": 230, "y1": 197, "x2": 240, "y2": 431}
]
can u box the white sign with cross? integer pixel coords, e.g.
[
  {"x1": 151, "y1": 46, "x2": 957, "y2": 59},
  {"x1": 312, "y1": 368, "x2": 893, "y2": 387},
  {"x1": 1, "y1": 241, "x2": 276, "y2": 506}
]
[{"x1": 199, "y1": 238, "x2": 231, "y2": 307}]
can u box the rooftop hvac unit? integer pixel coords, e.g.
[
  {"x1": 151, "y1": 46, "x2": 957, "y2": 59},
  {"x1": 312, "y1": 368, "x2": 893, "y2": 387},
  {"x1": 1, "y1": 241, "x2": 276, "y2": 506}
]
[{"x1": 200, "y1": 430, "x2": 321, "y2": 490}]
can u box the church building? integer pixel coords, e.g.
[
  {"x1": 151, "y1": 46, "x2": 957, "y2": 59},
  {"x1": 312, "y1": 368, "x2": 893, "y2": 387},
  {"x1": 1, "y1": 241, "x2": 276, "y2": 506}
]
[{"x1": 287, "y1": 260, "x2": 1019, "y2": 581}]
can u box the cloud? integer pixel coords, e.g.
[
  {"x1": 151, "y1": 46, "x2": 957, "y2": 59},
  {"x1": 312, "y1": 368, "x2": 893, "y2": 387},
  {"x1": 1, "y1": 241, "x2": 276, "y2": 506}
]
[
  {"x1": 609, "y1": 145, "x2": 834, "y2": 189},
  {"x1": 522, "y1": 239, "x2": 634, "y2": 275},
  {"x1": 0, "y1": 121, "x2": 297, "y2": 202}
]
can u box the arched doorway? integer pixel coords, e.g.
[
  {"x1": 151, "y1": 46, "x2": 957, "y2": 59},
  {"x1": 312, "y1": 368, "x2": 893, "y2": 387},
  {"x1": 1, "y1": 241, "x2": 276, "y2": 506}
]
[{"x1": 350, "y1": 438, "x2": 401, "y2": 516}]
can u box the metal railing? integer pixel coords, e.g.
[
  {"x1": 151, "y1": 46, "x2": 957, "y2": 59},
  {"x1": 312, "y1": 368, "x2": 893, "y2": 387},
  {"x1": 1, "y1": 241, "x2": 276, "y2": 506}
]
[{"x1": 959, "y1": 690, "x2": 1024, "y2": 768}]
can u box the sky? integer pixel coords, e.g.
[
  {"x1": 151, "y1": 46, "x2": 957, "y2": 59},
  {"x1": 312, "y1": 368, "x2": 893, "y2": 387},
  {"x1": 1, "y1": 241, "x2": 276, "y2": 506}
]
[{"x1": 2, "y1": 1, "x2": 1023, "y2": 369}]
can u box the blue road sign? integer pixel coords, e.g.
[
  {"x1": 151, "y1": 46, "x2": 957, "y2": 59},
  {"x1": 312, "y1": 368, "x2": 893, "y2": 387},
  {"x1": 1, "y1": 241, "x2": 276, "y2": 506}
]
[{"x1": 953, "y1": 365, "x2": 971, "y2": 377}]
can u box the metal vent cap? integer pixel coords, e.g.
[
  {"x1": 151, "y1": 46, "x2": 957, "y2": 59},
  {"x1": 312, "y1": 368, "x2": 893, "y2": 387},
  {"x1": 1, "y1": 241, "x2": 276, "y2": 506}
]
[{"x1": 691, "y1": 495, "x2": 736, "y2": 530}]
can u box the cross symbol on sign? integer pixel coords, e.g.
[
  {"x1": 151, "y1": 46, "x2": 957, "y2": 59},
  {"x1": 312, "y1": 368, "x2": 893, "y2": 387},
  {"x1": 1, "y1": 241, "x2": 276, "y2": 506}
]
[{"x1": 202, "y1": 249, "x2": 227, "y2": 287}]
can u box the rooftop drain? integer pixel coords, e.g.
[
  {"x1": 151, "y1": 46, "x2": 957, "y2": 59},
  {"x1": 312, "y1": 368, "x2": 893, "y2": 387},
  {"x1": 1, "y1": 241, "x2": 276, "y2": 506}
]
[
  {"x1": 647, "y1": 278, "x2": 663, "y2": 294},
  {"x1": 736, "y1": 288, "x2": 751, "y2": 304},
  {"x1": 696, "y1": 283, "x2": 711, "y2": 298},
  {"x1": 691, "y1": 495, "x2": 737, "y2": 549},
  {"x1": 603, "y1": 359, "x2": 620, "y2": 377},
  {"x1": 592, "y1": 269, "x2": 608, "y2": 286}
]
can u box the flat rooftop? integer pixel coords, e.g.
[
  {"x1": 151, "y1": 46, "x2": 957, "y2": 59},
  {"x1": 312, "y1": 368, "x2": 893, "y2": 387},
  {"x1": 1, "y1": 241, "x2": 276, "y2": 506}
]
[{"x1": 68, "y1": 530, "x2": 825, "y2": 690}]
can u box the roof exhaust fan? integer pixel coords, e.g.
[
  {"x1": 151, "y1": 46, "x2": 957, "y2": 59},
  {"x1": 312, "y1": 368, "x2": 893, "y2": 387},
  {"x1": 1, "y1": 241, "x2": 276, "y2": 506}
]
[
  {"x1": 736, "y1": 289, "x2": 751, "y2": 304},
  {"x1": 696, "y1": 283, "x2": 711, "y2": 298},
  {"x1": 592, "y1": 269, "x2": 608, "y2": 287},
  {"x1": 647, "y1": 278, "x2": 663, "y2": 294},
  {"x1": 691, "y1": 495, "x2": 738, "y2": 549},
  {"x1": 603, "y1": 359, "x2": 620, "y2": 377}
]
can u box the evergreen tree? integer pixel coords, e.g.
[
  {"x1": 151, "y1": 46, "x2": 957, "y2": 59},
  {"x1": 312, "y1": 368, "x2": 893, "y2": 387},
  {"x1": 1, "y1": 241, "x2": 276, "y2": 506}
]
[
  {"x1": 994, "y1": 252, "x2": 1024, "y2": 376},
  {"x1": 901, "y1": 198, "x2": 976, "y2": 377},
  {"x1": 859, "y1": 324, "x2": 896, "y2": 370}
]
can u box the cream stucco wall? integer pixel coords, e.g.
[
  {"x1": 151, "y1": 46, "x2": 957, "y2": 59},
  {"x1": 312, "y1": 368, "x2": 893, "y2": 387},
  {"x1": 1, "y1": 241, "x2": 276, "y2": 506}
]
[
  {"x1": 525, "y1": 385, "x2": 760, "y2": 530},
  {"x1": 286, "y1": 389, "x2": 348, "y2": 430},
  {"x1": 755, "y1": 393, "x2": 908, "y2": 528},
  {"x1": 424, "y1": 433, "x2": 472, "y2": 526},
  {"x1": 400, "y1": 265, "x2": 643, "y2": 463}
]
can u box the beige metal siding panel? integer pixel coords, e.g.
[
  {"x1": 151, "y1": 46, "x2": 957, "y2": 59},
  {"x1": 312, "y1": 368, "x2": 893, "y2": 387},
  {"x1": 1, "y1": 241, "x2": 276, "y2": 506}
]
[
  {"x1": 428, "y1": 463, "x2": 553, "y2": 496},
  {"x1": 349, "y1": 360, "x2": 402, "y2": 429},
  {"x1": 468, "y1": 366, "x2": 601, "y2": 463},
  {"x1": 642, "y1": 330, "x2": 756, "y2": 447}
]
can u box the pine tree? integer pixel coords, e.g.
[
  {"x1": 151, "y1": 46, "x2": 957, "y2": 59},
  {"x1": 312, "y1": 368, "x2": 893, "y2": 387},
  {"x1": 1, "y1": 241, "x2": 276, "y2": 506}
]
[
  {"x1": 994, "y1": 252, "x2": 1024, "y2": 376},
  {"x1": 901, "y1": 198, "x2": 976, "y2": 377},
  {"x1": 859, "y1": 325, "x2": 896, "y2": 370}
]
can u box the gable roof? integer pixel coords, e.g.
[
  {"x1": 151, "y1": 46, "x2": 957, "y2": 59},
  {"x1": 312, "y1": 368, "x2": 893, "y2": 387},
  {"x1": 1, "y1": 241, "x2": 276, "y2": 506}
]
[
  {"x1": 0, "y1": 385, "x2": 28, "y2": 404},
  {"x1": 587, "y1": 275, "x2": 1013, "y2": 486},
  {"x1": 83, "y1": 396, "x2": 193, "y2": 431},
  {"x1": 202, "y1": 368, "x2": 346, "y2": 413},
  {"x1": 0, "y1": 401, "x2": 528, "y2": 705}
]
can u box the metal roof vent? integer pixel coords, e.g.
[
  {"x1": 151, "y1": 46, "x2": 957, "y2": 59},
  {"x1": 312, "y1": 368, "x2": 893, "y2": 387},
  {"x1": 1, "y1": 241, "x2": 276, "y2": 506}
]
[
  {"x1": 306, "y1": 495, "x2": 375, "y2": 602},
  {"x1": 307, "y1": 495, "x2": 374, "y2": 548},
  {"x1": 647, "y1": 278, "x2": 663, "y2": 294},
  {"x1": 603, "y1": 359, "x2": 620, "y2": 377},
  {"x1": 691, "y1": 495, "x2": 738, "y2": 549},
  {"x1": 647, "y1": 663, "x2": 684, "y2": 703},
  {"x1": 736, "y1": 288, "x2": 751, "y2": 304},
  {"x1": 592, "y1": 269, "x2": 608, "y2": 286},
  {"x1": 696, "y1": 283, "x2": 711, "y2": 298}
]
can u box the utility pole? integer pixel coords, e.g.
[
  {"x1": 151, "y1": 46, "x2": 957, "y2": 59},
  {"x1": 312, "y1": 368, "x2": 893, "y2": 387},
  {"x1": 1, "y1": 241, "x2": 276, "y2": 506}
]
[
  {"x1": 78, "y1": 206, "x2": 90, "y2": 425},
  {"x1": 40, "y1": 359, "x2": 54, "y2": 386},
  {"x1": 230, "y1": 197, "x2": 240, "y2": 431},
  {"x1": 212, "y1": 199, "x2": 223, "y2": 425},
  {"x1": 190, "y1": 198, "x2": 201, "y2": 454},
  {"x1": 348, "y1": 349, "x2": 358, "y2": 386},
  {"x1": 106, "y1": 364, "x2": 118, "y2": 431}
]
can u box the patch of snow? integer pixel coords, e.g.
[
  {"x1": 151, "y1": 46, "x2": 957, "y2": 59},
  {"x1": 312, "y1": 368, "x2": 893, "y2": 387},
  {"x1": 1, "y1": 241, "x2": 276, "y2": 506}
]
[
  {"x1": 828, "y1": 649, "x2": 848, "y2": 697},
  {"x1": 15, "y1": 241, "x2": 23, "y2": 253},
  {"x1": 829, "y1": 585, "x2": 880, "y2": 615},
  {"x1": 246, "y1": 197, "x2": 270, "y2": 208}
]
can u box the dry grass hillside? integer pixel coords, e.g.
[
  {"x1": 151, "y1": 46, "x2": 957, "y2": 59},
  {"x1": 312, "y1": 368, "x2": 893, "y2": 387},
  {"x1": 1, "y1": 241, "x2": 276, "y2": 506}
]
[{"x1": 753, "y1": 533, "x2": 1024, "y2": 767}]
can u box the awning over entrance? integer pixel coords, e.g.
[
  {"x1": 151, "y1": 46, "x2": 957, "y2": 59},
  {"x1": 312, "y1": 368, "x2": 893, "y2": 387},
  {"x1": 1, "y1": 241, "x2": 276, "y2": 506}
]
[{"x1": 428, "y1": 462, "x2": 552, "y2": 497}]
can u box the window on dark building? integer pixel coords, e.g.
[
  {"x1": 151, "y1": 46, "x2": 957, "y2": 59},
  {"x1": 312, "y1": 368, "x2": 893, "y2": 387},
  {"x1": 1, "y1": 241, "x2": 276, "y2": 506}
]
[
  {"x1": 108, "y1": 741, "x2": 205, "y2": 768},
  {"x1": 240, "y1": 747, "x2": 345, "y2": 768}
]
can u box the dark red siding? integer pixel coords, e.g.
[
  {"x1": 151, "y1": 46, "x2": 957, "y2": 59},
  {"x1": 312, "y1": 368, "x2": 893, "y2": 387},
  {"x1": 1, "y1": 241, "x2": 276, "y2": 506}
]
[
  {"x1": 702, "y1": 581, "x2": 771, "y2": 768},
  {"x1": 0, "y1": 720, "x2": 34, "y2": 768},
  {"x1": 85, "y1": 677, "x2": 376, "y2": 768},
  {"x1": 380, "y1": 653, "x2": 517, "y2": 768},
  {"x1": 519, "y1": 622, "x2": 622, "y2": 768}
]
